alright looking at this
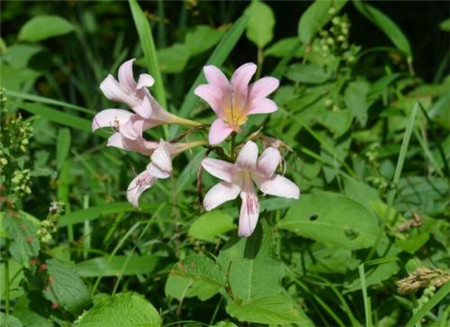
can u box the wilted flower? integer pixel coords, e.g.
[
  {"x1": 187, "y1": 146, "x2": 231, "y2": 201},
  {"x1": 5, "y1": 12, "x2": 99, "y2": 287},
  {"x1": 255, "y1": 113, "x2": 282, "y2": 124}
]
[
  {"x1": 201, "y1": 141, "x2": 299, "y2": 237},
  {"x1": 195, "y1": 63, "x2": 279, "y2": 145}
]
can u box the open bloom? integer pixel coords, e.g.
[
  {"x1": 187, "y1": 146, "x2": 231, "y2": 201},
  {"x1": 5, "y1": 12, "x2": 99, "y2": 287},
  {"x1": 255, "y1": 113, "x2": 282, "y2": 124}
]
[
  {"x1": 202, "y1": 141, "x2": 299, "y2": 237},
  {"x1": 93, "y1": 58, "x2": 199, "y2": 143},
  {"x1": 194, "y1": 63, "x2": 279, "y2": 145}
]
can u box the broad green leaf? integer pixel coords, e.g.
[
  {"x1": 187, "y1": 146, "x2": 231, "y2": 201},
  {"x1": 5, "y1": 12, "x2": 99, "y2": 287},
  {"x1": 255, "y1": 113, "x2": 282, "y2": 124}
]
[
  {"x1": 18, "y1": 102, "x2": 91, "y2": 132},
  {"x1": 343, "y1": 176, "x2": 381, "y2": 212},
  {"x1": 298, "y1": 0, "x2": 347, "y2": 44},
  {"x1": 185, "y1": 25, "x2": 225, "y2": 56},
  {"x1": 2, "y1": 211, "x2": 40, "y2": 266},
  {"x1": 285, "y1": 64, "x2": 330, "y2": 84},
  {"x1": 345, "y1": 80, "x2": 370, "y2": 126},
  {"x1": 6, "y1": 44, "x2": 43, "y2": 69},
  {"x1": 76, "y1": 255, "x2": 160, "y2": 277},
  {"x1": 12, "y1": 295, "x2": 53, "y2": 327},
  {"x1": 319, "y1": 109, "x2": 352, "y2": 137},
  {"x1": 218, "y1": 220, "x2": 285, "y2": 301},
  {"x1": 227, "y1": 294, "x2": 313, "y2": 325},
  {"x1": 345, "y1": 260, "x2": 400, "y2": 292},
  {"x1": 245, "y1": 0, "x2": 275, "y2": 48},
  {"x1": 44, "y1": 259, "x2": 91, "y2": 314},
  {"x1": 75, "y1": 292, "x2": 161, "y2": 327},
  {"x1": 129, "y1": 0, "x2": 166, "y2": 108},
  {"x1": 18, "y1": 16, "x2": 75, "y2": 42},
  {"x1": 0, "y1": 313, "x2": 23, "y2": 327},
  {"x1": 188, "y1": 211, "x2": 235, "y2": 242},
  {"x1": 0, "y1": 260, "x2": 24, "y2": 300},
  {"x1": 298, "y1": 244, "x2": 359, "y2": 274},
  {"x1": 278, "y1": 192, "x2": 380, "y2": 250},
  {"x1": 265, "y1": 37, "x2": 304, "y2": 58},
  {"x1": 165, "y1": 255, "x2": 226, "y2": 301},
  {"x1": 440, "y1": 18, "x2": 450, "y2": 31},
  {"x1": 157, "y1": 43, "x2": 191, "y2": 74},
  {"x1": 56, "y1": 128, "x2": 71, "y2": 170},
  {"x1": 353, "y1": 0, "x2": 412, "y2": 58}
]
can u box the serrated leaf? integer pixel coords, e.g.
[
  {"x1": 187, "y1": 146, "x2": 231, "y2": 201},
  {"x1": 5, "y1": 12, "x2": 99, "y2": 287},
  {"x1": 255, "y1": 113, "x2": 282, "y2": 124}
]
[
  {"x1": 56, "y1": 128, "x2": 71, "y2": 170},
  {"x1": 245, "y1": 0, "x2": 275, "y2": 48},
  {"x1": 75, "y1": 292, "x2": 161, "y2": 327},
  {"x1": 157, "y1": 43, "x2": 191, "y2": 74},
  {"x1": 2, "y1": 211, "x2": 40, "y2": 266},
  {"x1": 76, "y1": 255, "x2": 159, "y2": 277},
  {"x1": 298, "y1": 0, "x2": 347, "y2": 44},
  {"x1": 278, "y1": 192, "x2": 380, "y2": 250},
  {"x1": 165, "y1": 255, "x2": 225, "y2": 301},
  {"x1": 44, "y1": 259, "x2": 91, "y2": 314},
  {"x1": 345, "y1": 80, "x2": 370, "y2": 126},
  {"x1": 188, "y1": 211, "x2": 235, "y2": 242},
  {"x1": 18, "y1": 16, "x2": 75, "y2": 42},
  {"x1": 185, "y1": 25, "x2": 225, "y2": 56}
]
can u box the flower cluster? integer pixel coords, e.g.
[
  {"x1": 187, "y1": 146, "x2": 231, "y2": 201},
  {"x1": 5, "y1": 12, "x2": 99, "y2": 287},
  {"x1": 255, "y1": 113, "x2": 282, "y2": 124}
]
[{"x1": 93, "y1": 59, "x2": 300, "y2": 237}]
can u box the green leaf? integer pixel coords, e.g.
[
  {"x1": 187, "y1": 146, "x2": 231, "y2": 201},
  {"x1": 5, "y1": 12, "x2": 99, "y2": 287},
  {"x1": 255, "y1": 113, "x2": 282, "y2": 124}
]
[
  {"x1": 245, "y1": 0, "x2": 275, "y2": 48},
  {"x1": 2, "y1": 211, "x2": 40, "y2": 266},
  {"x1": 345, "y1": 260, "x2": 400, "y2": 292},
  {"x1": 285, "y1": 64, "x2": 331, "y2": 84},
  {"x1": 76, "y1": 255, "x2": 159, "y2": 277},
  {"x1": 44, "y1": 259, "x2": 91, "y2": 314},
  {"x1": 165, "y1": 255, "x2": 226, "y2": 301},
  {"x1": 440, "y1": 18, "x2": 450, "y2": 31},
  {"x1": 157, "y1": 43, "x2": 191, "y2": 74},
  {"x1": 0, "y1": 313, "x2": 23, "y2": 327},
  {"x1": 227, "y1": 294, "x2": 312, "y2": 325},
  {"x1": 18, "y1": 16, "x2": 75, "y2": 42},
  {"x1": 218, "y1": 220, "x2": 285, "y2": 301},
  {"x1": 185, "y1": 25, "x2": 225, "y2": 56},
  {"x1": 129, "y1": 0, "x2": 166, "y2": 108},
  {"x1": 188, "y1": 211, "x2": 235, "y2": 242},
  {"x1": 345, "y1": 80, "x2": 370, "y2": 126},
  {"x1": 265, "y1": 37, "x2": 304, "y2": 58},
  {"x1": 56, "y1": 128, "x2": 71, "y2": 170},
  {"x1": 343, "y1": 176, "x2": 381, "y2": 212},
  {"x1": 12, "y1": 295, "x2": 53, "y2": 327},
  {"x1": 75, "y1": 292, "x2": 161, "y2": 327},
  {"x1": 278, "y1": 192, "x2": 380, "y2": 250},
  {"x1": 353, "y1": 0, "x2": 412, "y2": 58},
  {"x1": 298, "y1": 0, "x2": 347, "y2": 44}
]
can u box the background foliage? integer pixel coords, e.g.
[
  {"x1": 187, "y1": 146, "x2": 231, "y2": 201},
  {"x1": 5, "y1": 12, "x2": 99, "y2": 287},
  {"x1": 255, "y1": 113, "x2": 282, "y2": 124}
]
[{"x1": 1, "y1": 0, "x2": 449, "y2": 326}]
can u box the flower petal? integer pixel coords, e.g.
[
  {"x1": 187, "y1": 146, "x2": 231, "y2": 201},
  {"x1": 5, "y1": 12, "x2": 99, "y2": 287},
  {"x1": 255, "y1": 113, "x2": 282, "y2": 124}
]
[
  {"x1": 118, "y1": 58, "x2": 137, "y2": 93},
  {"x1": 236, "y1": 140, "x2": 258, "y2": 170},
  {"x1": 238, "y1": 187, "x2": 260, "y2": 237},
  {"x1": 106, "y1": 132, "x2": 124, "y2": 148},
  {"x1": 100, "y1": 74, "x2": 139, "y2": 108},
  {"x1": 208, "y1": 119, "x2": 233, "y2": 145},
  {"x1": 92, "y1": 109, "x2": 133, "y2": 131},
  {"x1": 204, "y1": 65, "x2": 230, "y2": 90},
  {"x1": 202, "y1": 158, "x2": 235, "y2": 183},
  {"x1": 231, "y1": 63, "x2": 257, "y2": 109},
  {"x1": 203, "y1": 181, "x2": 241, "y2": 211},
  {"x1": 256, "y1": 147, "x2": 280, "y2": 177},
  {"x1": 127, "y1": 170, "x2": 156, "y2": 207},
  {"x1": 194, "y1": 85, "x2": 228, "y2": 119},
  {"x1": 132, "y1": 95, "x2": 153, "y2": 119},
  {"x1": 256, "y1": 174, "x2": 300, "y2": 199},
  {"x1": 249, "y1": 77, "x2": 279, "y2": 99},
  {"x1": 246, "y1": 98, "x2": 278, "y2": 115},
  {"x1": 150, "y1": 141, "x2": 172, "y2": 174},
  {"x1": 137, "y1": 73, "x2": 155, "y2": 89}
]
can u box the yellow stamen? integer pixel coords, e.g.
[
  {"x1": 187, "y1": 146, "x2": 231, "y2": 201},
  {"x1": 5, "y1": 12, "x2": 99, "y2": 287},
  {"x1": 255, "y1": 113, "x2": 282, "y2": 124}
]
[{"x1": 224, "y1": 106, "x2": 247, "y2": 131}]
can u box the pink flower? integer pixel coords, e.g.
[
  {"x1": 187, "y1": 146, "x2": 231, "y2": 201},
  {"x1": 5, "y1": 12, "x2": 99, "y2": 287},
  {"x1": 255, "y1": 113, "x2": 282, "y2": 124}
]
[
  {"x1": 194, "y1": 63, "x2": 279, "y2": 145},
  {"x1": 201, "y1": 141, "x2": 299, "y2": 237},
  {"x1": 93, "y1": 59, "x2": 199, "y2": 144}
]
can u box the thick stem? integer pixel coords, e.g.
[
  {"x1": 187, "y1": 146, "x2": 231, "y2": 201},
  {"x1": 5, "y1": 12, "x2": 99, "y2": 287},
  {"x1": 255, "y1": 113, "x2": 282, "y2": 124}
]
[{"x1": 168, "y1": 113, "x2": 202, "y2": 127}]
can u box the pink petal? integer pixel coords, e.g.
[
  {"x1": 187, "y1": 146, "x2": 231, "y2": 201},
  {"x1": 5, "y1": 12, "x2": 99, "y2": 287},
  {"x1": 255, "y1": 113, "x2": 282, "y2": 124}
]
[
  {"x1": 236, "y1": 140, "x2": 258, "y2": 170},
  {"x1": 208, "y1": 119, "x2": 233, "y2": 145},
  {"x1": 118, "y1": 58, "x2": 137, "y2": 93},
  {"x1": 203, "y1": 65, "x2": 230, "y2": 90},
  {"x1": 256, "y1": 147, "x2": 280, "y2": 177},
  {"x1": 231, "y1": 63, "x2": 257, "y2": 109},
  {"x1": 202, "y1": 158, "x2": 235, "y2": 183},
  {"x1": 203, "y1": 181, "x2": 241, "y2": 211},
  {"x1": 100, "y1": 75, "x2": 139, "y2": 108},
  {"x1": 92, "y1": 109, "x2": 133, "y2": 131},
  {"x1": 194, "y1": 85, "x2": 227, "y2": 119},
  {"x1": 257, "y1": 174, "x2": 300, "y2": 199},
  {"x1": 249, "y1": 77, "x2": 279, "y2": 99},
  {"x1": 127, "y1": 170, "x2": 156, "y2": 207},
  {"x1": 132, "y1": 95, "x2": 153, "y2": 119},
  {"x1": 121, "y1": 137, "x2": 157, "y2": 156},
  {"x1": 238, "y1": 186, "x2": 260, "y2": 237},
  {"x1": 137, "y1": 74, "x2": 155, "y2": 89},
  {"x1": 148, "y1": 141, "x2": 172, "y2": 177},
  {"x1": 119, "y1": 117, "x2": 142, "y2": 140},
  {"x1": 246, "y1": 98, "x2": 278, "y2": 115},
  {"x1": 106, "y1": 132, "x2": 124, "y2": 149}
]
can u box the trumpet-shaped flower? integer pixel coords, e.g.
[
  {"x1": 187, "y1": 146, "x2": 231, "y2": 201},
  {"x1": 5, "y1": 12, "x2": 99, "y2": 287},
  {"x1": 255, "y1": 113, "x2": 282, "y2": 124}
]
[
  {"x1": 93, "y1": 59, "x2": 199, "y2": 143},
  {"x1": 202, "y1": 141, "x2": 299, "y2": 237},
  {"x1": 194, "y1": 63, "x2": 279, "y2": 145}
]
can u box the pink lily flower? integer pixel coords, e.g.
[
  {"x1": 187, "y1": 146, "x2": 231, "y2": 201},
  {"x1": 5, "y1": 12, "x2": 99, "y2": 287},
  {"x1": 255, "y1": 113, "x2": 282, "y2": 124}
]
[
  {"x1": 194, "y1": 63, "x2": 279, "y2": 145},
  {"x1": 202, "y1": 141, "x2": 299, "y2": 237},
  {"x1": 93, "y1": 59, "x2": 199, "y2": 142}
]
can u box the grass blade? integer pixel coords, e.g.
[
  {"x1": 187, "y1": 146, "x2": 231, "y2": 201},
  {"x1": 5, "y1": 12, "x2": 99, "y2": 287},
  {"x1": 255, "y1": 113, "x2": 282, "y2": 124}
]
[{"x1": 359, "y1": 264, "x2": 372, "y2": 327}]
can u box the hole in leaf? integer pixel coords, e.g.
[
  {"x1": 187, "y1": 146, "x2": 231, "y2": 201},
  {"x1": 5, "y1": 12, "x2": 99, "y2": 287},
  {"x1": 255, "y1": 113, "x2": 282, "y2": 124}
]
[
  {"x1": 309, "y1": 215, "x2": 318, "y2": 221},
  {"x1": 344, "y1": 229, "x2": 359, "y2": 240}
]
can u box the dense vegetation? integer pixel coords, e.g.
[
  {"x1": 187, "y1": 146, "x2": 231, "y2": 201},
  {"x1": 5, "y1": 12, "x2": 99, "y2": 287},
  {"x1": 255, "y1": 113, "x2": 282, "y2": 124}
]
[{"x1": 1, "y1": 1, "x2": 449, "y2": 326}]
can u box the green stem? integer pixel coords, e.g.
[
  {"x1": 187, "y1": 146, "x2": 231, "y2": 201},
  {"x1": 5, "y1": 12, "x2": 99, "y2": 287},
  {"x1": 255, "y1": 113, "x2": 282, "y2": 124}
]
[
  {"x1": 256, "y1": 46, "x2": 264, "y2": 79},
  {"x1": 4, "y1": 239, "x2": 10, "y2": 315}
]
